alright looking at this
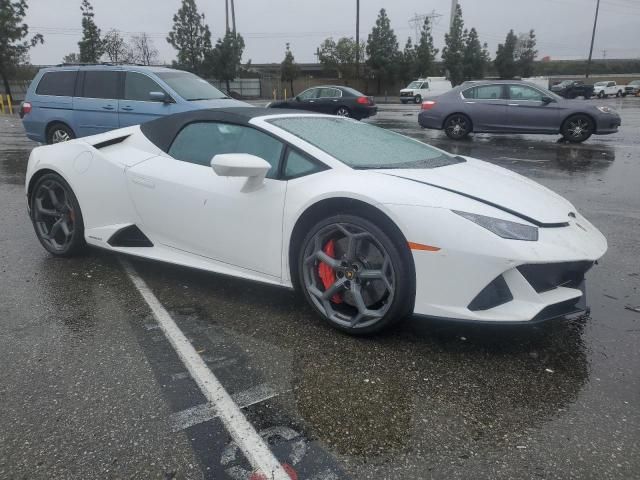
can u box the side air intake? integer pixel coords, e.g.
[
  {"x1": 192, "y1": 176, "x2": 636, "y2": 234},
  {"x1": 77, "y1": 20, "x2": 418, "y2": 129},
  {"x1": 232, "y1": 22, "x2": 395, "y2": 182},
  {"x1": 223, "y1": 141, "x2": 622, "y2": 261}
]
[{"x1": 107, "y1": 225, "x2": 153, "y2": 247}]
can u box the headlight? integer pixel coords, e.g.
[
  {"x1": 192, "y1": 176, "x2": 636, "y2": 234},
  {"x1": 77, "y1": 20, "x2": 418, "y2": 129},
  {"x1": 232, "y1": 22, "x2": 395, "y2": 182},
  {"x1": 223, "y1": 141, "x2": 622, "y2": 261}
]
[
  {"x1": 596, "y1": 105, "x2": 615, "y2": 114},
  {"x1": 453, "y1": 211, "x2": 539, "y2": 241}
]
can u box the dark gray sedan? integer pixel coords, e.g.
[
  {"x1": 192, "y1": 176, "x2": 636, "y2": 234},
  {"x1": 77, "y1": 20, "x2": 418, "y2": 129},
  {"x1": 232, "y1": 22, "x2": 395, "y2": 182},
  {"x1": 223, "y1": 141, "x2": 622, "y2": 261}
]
[{"x1": 418, "y1": 80, "x2": 621, "y2": 143}]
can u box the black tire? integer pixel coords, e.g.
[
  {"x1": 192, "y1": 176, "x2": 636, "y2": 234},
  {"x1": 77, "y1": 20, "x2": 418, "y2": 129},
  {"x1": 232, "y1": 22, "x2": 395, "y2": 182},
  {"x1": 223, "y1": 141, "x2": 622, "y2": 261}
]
[
  {"x1": 46, "y1": 122, "x2": 75, "y2": 144},
  {"x1": 561, "y1": 114, "x2": 594, "y2": 143},
  {"x1": 616, "y1": 90, "x2": 622, "y2": 98},
  {"x1": 297, "y1": 213, "x2": 414, "y2": 335},
  {"x1": 621, "y1": 92, "x2": 627, "y2": 98},
  {"x1": 414, "y1": 94, "x2": 422, "y2": 104},
  {"x1": 598, "y1": 91, "x2": 605, "y2": 99},
  {"x1": 335, "y1": 106, "x2": 351, "y2": 117},
  {"x1": 443, "y1": 113, "x2": 472, "y2": 140},
  {"x1": 30, "y1": 173, "x2": 86, "y2": 257}
]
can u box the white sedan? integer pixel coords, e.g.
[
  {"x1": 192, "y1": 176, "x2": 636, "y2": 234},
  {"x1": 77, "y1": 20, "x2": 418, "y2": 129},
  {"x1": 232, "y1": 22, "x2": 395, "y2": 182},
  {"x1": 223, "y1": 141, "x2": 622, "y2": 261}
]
[{"x1": 25, "y1": 108, "x2": 607, "y2": 334}]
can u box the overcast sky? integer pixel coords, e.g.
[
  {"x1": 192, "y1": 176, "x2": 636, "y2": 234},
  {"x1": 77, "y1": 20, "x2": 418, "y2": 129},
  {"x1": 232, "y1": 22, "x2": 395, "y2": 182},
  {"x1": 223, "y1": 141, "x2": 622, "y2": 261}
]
[{"x1": 24, "y1": 0, "x2": 640, "y2": 66}]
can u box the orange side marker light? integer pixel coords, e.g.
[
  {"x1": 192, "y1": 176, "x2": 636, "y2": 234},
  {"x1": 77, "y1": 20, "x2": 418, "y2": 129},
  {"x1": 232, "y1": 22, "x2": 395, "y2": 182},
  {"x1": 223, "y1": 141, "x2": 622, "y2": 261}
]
[{"x1": 408, "y1": 242, "x2": 440, "y2": 252}]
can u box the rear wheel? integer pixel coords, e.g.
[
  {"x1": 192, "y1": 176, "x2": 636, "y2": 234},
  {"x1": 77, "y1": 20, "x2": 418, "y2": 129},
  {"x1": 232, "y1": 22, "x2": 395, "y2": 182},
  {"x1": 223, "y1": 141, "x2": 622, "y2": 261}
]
[
  {"x1": 561, "y1": 114, "x2": 594, "y2": 143},
  {"x1": 30, "y1": 173, "x2": 85, "y2": 256},
  {"x1": 335, "y1": 106, "x2": 351, "y2": 117},
  {"x1": 444, "y1": 114, "x2": 471, "y2": 140},
  {"x1": 298, "y1": 214, "x2": 414, "y2": 335},
  {"x1": 46, "y1": 123, "x2": 75, "y2": 144}
]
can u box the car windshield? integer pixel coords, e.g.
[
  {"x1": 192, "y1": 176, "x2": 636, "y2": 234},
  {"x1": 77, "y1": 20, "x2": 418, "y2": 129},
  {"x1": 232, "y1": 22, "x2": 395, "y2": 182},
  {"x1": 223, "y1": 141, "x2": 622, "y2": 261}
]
[
  {"x1": 269, "y1": 117, "x2": 464, "y2": 170},
  {"x1": 406, "y1": 81, "x2": 422, "y2": 89},
  {"x1": 595, "y1": 82, "x2": 607, "y2": 87},
  {"x1": 156, "y1": 71, "x2": 228, "y2": 100},
  {"x1": 629, "y1": 80, "x2": 640, "y2": 86}
]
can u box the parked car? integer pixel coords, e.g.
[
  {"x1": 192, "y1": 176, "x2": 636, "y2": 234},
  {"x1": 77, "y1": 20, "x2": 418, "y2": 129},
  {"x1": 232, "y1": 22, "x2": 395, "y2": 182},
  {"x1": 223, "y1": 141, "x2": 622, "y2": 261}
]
[
  {"x1": 624, "y1": 80, "x2": 640, "y2": 96},
  {"x1": 400, "y1": 77, "x2": 452, "y2": 104},
  {"x1": 593, "y1": 81, "x2": 624, "y2": 98},
  {"x1": 267, "y1": 85, "x2": 376, "y2": 120},
  {"x1": 550, "y1": 80, "x2": 594, "y2": 99},
  {"x1": 25, "y1": 107, "x2": 607, "y2": 332},
  {"x1": 418, "y1": 80, "x2": 621, "y2": 143},
  {"x1": 19, "y1": 64, "x2": 248, "y2": 144}
]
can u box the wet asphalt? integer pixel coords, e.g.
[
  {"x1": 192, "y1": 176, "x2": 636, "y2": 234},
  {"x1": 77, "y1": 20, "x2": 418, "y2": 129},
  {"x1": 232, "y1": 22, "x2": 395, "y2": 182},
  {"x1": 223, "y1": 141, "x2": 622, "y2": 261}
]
[{"x1": 0, "y1": 100, "x2": 639, "y2": 480}]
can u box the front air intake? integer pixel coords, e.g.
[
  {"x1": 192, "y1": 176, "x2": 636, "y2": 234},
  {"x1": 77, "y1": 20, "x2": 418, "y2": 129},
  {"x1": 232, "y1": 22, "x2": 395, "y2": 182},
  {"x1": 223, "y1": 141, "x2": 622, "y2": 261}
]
[{"x1": 468, "y1": 275, "x2": 513, "y2": 311}]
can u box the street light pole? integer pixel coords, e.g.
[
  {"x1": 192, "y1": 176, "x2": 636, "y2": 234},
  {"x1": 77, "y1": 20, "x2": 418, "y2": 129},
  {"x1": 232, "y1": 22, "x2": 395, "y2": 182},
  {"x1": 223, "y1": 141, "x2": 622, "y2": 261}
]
[
  {"x1": 355, "y1": 0, "x2": 360, "y2": 78},
  {"x1": 449, "y1": 0, "x2": 458, "y2": 32},
  {"x1": 586, "y1": 0, "x2": 600, "y2": 78}
]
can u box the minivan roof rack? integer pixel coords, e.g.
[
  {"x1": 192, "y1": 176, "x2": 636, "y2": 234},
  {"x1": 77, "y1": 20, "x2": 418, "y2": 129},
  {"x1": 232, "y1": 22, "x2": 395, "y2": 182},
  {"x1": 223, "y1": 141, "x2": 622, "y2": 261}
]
[{"x1": 56, "y1": 62, "x2": 147, "y2": 67}]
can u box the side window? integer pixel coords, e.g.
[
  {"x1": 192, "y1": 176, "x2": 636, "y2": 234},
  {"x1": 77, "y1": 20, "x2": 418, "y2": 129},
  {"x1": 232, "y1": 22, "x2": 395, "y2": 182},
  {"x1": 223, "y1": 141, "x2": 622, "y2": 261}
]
[
  {"x1": 509, "y1": 85, "x2": 543, "y2": 101},
  {"x1": 124, "y1": 72, "x2": 168, "y2": 101},
  {"x1": 81, "y1": 71, "x2": 120, "y2": 99},
  {"x1": 35, "y1": 71, "x2": 77, "y2": 96},
  {"x1": 168, "y1": 122, "x2": 284, "y2": 178},
  {"x1": 463, "y1": 85, "x2": 502, "y2": 100},
  {"x1": 421, "y1": 82, "x2": 429, "y2": 89},
  {"x1": 318, "y1": 88, "x2": 339, "y2": 98},
  {"x1": 284, "y1": 149, "x2": 325, "y2": 179},
  {"x1": 298, "y1": 88, "x2": 318, "y2": 100}
]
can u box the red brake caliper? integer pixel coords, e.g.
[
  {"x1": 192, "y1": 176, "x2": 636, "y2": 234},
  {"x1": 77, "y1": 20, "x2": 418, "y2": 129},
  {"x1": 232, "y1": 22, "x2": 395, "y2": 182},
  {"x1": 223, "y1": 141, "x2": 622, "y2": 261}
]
[{"x1": 317, "y1": 239, "x2": 343, "y2": 304}]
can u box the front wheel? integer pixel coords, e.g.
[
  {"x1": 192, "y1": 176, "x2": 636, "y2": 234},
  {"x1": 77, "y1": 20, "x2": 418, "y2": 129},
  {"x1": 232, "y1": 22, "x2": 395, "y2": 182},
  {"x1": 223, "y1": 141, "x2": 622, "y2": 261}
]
[
  {"x1": 444, "y1": 114, "x2": 471, "y2": 140},
  {"x1": 298, "y1": 214, "x2": 414, "y2": 335},
  {"x1": 561, "y1": 114, "x2": 594, "y2": 143},
  {"x1": 598, "y1": 91, "x2": 605, "y2": 99},
  {"x1": 414, "y1": 94, "x2": 422, "y2": 104}
]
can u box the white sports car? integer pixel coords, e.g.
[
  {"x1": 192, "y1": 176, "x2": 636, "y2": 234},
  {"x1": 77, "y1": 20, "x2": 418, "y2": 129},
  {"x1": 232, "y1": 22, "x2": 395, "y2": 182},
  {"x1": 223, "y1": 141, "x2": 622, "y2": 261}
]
[{"x1": 26, "y1": 108, "x2": 607, "y2": 334}]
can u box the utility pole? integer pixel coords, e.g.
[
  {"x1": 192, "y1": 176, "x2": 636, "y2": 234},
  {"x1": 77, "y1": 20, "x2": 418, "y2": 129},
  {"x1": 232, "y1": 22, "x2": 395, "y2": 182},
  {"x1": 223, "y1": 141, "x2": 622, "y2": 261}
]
[
  {"x1": 449, "y1": 0, "x2": 458, "y2": 32},
  {"x1": 230, "y1": 0, "x2": 236, "y2": 34},
  {"x1": 225, "y1": 0, "x2": 230, "y2": 33},
  {"x1": 355, "y1": 0, "x2": 360, "y2": 78},
  {"x1": 586, "y1": 0, "x2": 600, "y2": 78}
]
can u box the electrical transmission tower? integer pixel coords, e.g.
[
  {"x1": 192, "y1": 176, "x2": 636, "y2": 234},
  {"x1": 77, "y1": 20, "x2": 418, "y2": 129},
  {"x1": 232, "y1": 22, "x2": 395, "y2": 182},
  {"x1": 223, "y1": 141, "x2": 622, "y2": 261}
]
[{"x1": 408, "y1": 10, "x2": 442, "y2": 44}]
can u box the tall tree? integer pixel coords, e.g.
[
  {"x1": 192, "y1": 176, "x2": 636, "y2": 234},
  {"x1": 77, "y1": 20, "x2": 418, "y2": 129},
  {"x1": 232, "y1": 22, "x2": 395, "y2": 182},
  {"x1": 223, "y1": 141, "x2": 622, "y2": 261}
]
[
  {"x1": 441, "y1": 3, "x2": 465, "y2": 86},
  {"x1": 78, "y1": 0, "x2": 102, "y2": 63},
  {"x1": 366, "y1": 8, "x2": 399, "y2": 93},
  {"x1": 414, "y1": 16, "x2": 438, "y2": 78},
  {"x1": 462, "y1": 27, "x2": 488, "y2": 80},
  {"x1": 167, "y1": 0, "x2": 212, "y2": 74},
  {"x1": 62, "y1": 52, "x2": 80, "y2": 64},
  {"x1": 517, "y1": 29, "x2": 538, "y2": 77},
  {"x1": 494, "y1": 29, "x2": 518, "y2": 79},
  {"x1": 280, "y1": 42, "x2": 299, "y2": 96},
  {"x1": 206, "y1": 31, "x2": 244, "y2": 93},
  {"x1": 317, "y1": 37, "x2": 363, "y2": 80},
  {"x1": 130, "y1": 33, "x2": 158, "y2": 65},
  {"x1": 397, "y1": 37, "x2": 416, "y2": 84},
  {"x1": 0, "y1": 0, "x2": 43, "y2": 96},
  {"x1": 102, "y1": 29, "x2": 128, "y2": 63}
]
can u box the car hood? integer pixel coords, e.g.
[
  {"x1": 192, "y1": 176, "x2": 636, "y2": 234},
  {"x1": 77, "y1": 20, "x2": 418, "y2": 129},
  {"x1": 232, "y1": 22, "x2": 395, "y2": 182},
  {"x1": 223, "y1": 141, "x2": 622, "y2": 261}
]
[
  {"x1": 400, "y1": 88, "x2": 416, "y2": 93},
  {"x1": 188, "y1": 98, "x2": 251, "y2": 108},
  {"x1": 376, "y1": 157, "x2": 574, "y2": 226}
]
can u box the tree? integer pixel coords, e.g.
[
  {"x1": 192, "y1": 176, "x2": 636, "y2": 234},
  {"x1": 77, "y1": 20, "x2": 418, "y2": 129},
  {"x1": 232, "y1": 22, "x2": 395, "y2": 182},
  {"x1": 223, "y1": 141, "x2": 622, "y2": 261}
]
[
  {"x1": 167, "y1": 0, "x2": 212, "y2": 74},
  {"x1": 462, "y1": 28, "x2": 488, "y2": 80},
  {"x1": 517, "y1": 29, "x2": 538, "y2": 78},
  {"x1": 206, "y1": 31, "x2": 244, "y2": 93},
  {"x1": 102, "y1": 29, "x2": 128, "y2": 63},
  {"x1": 397, "y1": 37, "x2": 416, "y2": 84},
  {"x1": 494, "y1": 29, "x2": 518, "y2": 79},
  {"x1": 78, "y1": 0, "x2": 103, "y2": 63},
  {"x1": 280, "y1": 43, "x2": 299, "y2": 96},
  {"x1": 366, "y1": 8, "x2": 399, "y2": 93},
  {"x1": 0, "y1": 0, "x2": 43, "y2": 96},
  {"x1": 441, "y1": 3, "x2": 465, "y2": 86},
  {"x1": 317, "y1": 37, "x2": 363, "y2": 80},
  {"x1": 130, "y1": 33, "x2": 158, "y2": 65},
  {"x1": 62, "y1": 52, "x2": 80, "y2": 64},
  {"x1": 414, "y1": 16, "x2": 438, "y2": 78}
]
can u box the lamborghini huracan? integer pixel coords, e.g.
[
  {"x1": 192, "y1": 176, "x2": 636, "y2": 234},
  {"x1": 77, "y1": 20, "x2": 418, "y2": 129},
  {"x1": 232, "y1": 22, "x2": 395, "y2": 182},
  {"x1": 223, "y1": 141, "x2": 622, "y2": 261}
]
[{"x1": 25, "y1": 108, "x2": 607, "y2": 334}]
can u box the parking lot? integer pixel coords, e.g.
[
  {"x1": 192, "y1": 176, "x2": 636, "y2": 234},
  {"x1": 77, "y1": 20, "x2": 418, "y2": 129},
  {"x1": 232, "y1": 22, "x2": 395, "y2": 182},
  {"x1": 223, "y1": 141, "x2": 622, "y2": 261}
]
[{"x1": 1, "y1": 99, "x2": 639, "y2": 479}]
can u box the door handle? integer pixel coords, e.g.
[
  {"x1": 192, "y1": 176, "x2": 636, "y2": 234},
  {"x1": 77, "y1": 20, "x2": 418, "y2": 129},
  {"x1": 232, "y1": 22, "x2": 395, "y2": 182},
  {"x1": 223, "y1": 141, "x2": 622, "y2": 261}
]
[
  {"x1": 130, "y1": 175, "x2": 155, "y2": 188},
  {"x1": 102, "y1": 105, "x2": 115, "y2": 110},
  {"x1": 508, "y1": 103, "x2": 519, "y2": 106},
  {"x1": 121, "y1": 106, "x2": 133, "y2": 111}
]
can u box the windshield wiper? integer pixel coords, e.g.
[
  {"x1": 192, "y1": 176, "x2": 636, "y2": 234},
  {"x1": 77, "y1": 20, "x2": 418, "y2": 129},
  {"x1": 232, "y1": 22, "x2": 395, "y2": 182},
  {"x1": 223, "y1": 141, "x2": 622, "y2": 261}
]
[{"x1": 188, "y1": 96, "x2": 231, "y2": 101}]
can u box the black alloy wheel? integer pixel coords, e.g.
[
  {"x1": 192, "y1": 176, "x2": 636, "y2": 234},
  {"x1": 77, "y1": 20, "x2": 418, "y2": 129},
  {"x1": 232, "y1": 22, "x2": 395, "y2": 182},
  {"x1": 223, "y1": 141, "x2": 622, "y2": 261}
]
[
  {"x1": 31, "y1": 173, "x2": 85, "y2": 256},
  {"x1": 335, "y1": 106, "x2": 351, "y2": 117},
  {"x1": 298, "y1": 214, "x2": 413, "y2": 335},
  {"x1": 444, "y1": 114, "x2": 471, "y2": 140},
  {"x1": 561, "y1": 114, "x2": 594, "y2": 143}
]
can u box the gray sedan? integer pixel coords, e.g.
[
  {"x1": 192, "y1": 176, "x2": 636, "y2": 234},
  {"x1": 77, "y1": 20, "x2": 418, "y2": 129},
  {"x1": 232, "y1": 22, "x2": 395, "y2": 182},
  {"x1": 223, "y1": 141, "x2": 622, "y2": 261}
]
[{"x1": 418, "y1": 81, "x2": 621, "y2": 143}]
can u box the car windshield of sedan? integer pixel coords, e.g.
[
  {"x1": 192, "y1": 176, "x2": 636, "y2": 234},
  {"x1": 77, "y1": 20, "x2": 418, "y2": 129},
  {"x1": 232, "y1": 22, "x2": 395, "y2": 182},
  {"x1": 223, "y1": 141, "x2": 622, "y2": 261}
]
[
  {"x1": 269, "y1": 117, "x2": 464, "y2": 170},
  {"x1": 156, "y1": 71, "x2": 229, "y2": 100}
]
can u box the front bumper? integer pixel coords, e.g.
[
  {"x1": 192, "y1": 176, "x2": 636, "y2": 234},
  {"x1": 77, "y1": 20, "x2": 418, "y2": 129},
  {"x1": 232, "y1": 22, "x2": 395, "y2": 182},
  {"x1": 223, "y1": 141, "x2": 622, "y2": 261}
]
[{"x1": 595, "y1": 113, "x2": 621, "y2": 135}]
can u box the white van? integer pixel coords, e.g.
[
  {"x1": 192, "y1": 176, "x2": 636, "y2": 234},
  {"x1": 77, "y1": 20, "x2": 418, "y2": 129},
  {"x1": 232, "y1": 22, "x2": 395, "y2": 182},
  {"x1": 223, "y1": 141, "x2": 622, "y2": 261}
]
[{"x1": 400, "y1": 77, "x2": 452, "y2": 104}]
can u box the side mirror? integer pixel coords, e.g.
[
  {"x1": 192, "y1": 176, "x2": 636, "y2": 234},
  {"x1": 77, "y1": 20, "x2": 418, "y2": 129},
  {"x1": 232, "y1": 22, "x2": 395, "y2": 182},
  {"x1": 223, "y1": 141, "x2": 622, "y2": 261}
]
[
  {"x1": 149, "y1": 91, "x2": 172, "y2": 103},
  {"x1": 541, "y1": 96, "x2": 554, "y2": 104},
  {"x1": 211, "y1": 153, "x2": 271, "y2": 192}
]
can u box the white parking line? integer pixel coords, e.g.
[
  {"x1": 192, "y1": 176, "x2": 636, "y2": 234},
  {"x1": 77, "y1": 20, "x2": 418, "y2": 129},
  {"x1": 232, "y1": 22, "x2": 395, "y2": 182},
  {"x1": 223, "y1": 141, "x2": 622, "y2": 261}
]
[{"x1": 121, "y1": 259, "x2": 291, "y2": 480}]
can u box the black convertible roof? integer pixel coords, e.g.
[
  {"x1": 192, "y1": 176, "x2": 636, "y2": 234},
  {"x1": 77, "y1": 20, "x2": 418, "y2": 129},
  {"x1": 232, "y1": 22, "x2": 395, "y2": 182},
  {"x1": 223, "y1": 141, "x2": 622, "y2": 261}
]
[{"x1": 140, "y1": 107, "x2": 311, "y2": 152}]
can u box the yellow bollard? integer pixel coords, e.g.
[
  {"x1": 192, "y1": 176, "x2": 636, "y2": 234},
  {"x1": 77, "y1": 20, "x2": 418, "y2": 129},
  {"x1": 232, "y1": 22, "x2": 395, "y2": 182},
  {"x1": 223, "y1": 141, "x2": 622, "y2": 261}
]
[
  {"x1": 0, "y1": 94, "x2": 4, "y2": 114},
  {"x1": 7, "y1": 95, "x2": 13, "y2": 115},
  {"x1": 284, "y1": 88, "x2": 287, "y2": 101}
]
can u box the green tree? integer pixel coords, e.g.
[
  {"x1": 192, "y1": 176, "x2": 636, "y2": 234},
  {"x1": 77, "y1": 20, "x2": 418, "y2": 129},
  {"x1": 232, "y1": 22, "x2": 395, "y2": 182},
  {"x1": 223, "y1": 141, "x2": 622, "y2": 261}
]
[
  {"x1": 414, "y1": 16, "x2": 438, "y2": 78},
  {"x1": 62, "y1": 52, "x2": 80, "y2": 64},
  {"x1": 462, "y1": 27, "x2": 488, "y2": 80},
  {"x1": 517, "y1": 29, "x2": 538, "y2": 77},
  {"x1": 280, "y1": 43, "x2": 299, "y2": 96},
  {"x1": 494, "y1": 29, "x2": 518, "y2": 79},
  {"x1": 317, "y1": 37, "x2": 362, "y2": 80},
  {"x1": 397, "y1": 37, "x2": 415, "y2": 84},
  {"x1": 0, "y1": 0, "x2": 43, "y2": 96},
  {"x1": 167, "y1": 0, "x2": 212, "y2": 74},
  {"x1": 102, "y1": 29, "x2": 128, "y2": 63},
  {"x1": 206, "y1": 31, "x2": 244, "y2": 93},
  {"x1": 441, "y1": 3, "x2": 465, "y2": 86},
  {"x1": 366, "y1": 8, "x2": 399, "y2": 93},
  {"x1": 78, "y1": 0, "x2": 103, "y2": 63}
]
